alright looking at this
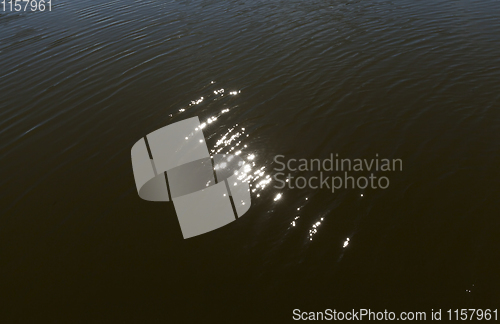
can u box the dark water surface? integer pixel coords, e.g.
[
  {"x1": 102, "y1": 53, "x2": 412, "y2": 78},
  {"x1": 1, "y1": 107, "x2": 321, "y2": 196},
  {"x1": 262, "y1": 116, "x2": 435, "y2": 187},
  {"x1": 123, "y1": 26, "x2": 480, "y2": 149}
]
[{"x1": 1, "y1": 0, "x2": 500, "y2": 321}]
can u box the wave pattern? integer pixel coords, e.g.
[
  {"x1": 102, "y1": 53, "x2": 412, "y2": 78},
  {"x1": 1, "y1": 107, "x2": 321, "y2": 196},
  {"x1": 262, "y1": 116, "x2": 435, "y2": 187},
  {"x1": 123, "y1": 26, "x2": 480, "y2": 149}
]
[{"x1": 1, "y1": 0, "x2": 500, "y2": 312}]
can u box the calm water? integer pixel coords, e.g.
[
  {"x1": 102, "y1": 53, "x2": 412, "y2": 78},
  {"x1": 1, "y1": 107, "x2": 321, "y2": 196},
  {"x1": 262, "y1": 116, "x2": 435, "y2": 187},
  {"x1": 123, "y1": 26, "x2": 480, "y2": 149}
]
[{"x1": 1, "y1": 0, "x2": 500, "y2": 321}]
